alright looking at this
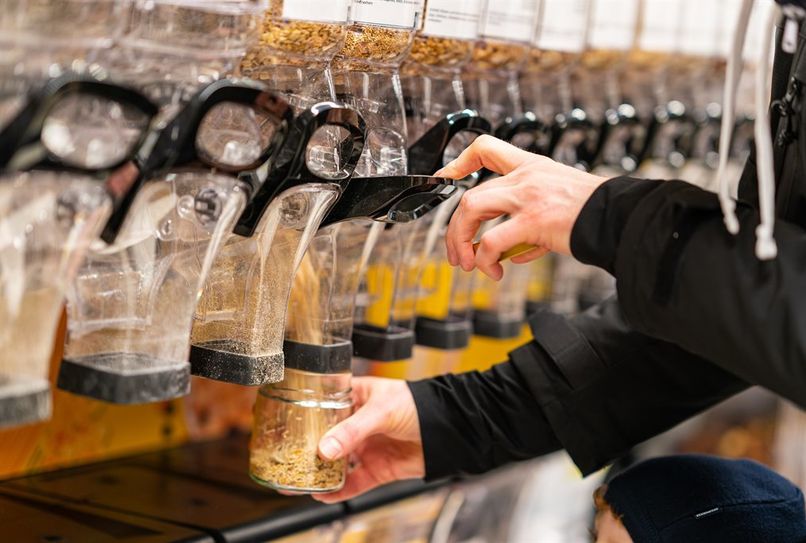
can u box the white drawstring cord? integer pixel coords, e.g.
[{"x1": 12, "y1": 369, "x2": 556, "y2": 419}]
[
  {"x1": 754, "y1": 1, "x2": 781, "y2": 260},
  {"x1": 718, "y1": 0, "x2": 755, "y2": 235}
]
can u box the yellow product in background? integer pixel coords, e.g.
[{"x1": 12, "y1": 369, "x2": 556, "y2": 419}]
[
  {"x1": 408, "y1": 346, "x2": 464, "y2": 380},
  {"x1": 0, "y1": 313, "x2": 187, "y2": 479},
  {"x1": 416, "y1": 260, "x2": 453, "y2": 321},
  {"x1": 363, "y1": 263, "x2": 395, "y2": 329},
  {"x1": 459, "y1": 325, "x2": 533, "y2": 373},
  {"x1": 364, "y1": 360, "x2": 408, "y2": 380}
]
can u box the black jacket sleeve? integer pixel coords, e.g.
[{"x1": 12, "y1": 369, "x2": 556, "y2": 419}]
[
  {"x1": 408, "y1": 297, "x2": 749, "y2": 479},
  {"x1": 572, "y1": 177, "x2": 806, "y2": 408}
]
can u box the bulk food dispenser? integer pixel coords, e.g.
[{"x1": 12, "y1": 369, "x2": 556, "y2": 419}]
[
  {"x1": 582, "y1": 0, "x2": 640, "y2": 174},
  {"x1": 189, "y1": 103, "x2": 366, "y2": 385},
  {"x1": 457, "y1": 0, "x2": 541, "y2": 343},
  {"x1": 58, "y1": 80, "x2": 293, "y2": 403},
  {"x1": 54, "y1": 0, "x2": 272, "y2": 403},
  {"x1": 240, "y1": 0, "x2": 349, "y2": 108},
  {"x1": 400, "y1": 0, "x2": 494, "y2": 369},
  {"x1": 249, "y1": 174, "x2": 456, "y2": 492},
  {"x1": 326, "y1": 0, "x2": 438, "y2": 367},
  {"x1": 0, "y1": 0, "x2": 125, "y2": 123},
  {"x1": 0, "y1": 73, "x2": 157, "y2": 425}
]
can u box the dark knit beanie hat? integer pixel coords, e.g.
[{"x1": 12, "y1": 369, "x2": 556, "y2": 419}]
[{"x1": 604, "y1": 455, "x2": 806, "y2": 543}]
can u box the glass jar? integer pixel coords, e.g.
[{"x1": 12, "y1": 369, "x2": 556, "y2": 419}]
[{"x1": 250, "y1": 368, "x2": 352, "y2": 493}]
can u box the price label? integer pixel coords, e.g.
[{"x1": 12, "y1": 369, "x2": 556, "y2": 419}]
[
  {"x1": 588, "y1": 0, "x2": 639, "y2": 51},
  {"x1": 537, "y1": 0, "x2": 589, "y2": 52},
  {"x1": 350, "y1": 0, "x2": 425, "y2": 29},
  {"x1": 479, "y1": 0, "x2": 540, "y2": 43},
  {"x1": 639, "y1": 0, "x2": 683, "y2": 53},
  {"x1": 421, "y1": 0, "x2": 483, "y2": 40},
  {"x1": 282, "y1": 0, "x2": 350, "y2": 23},
  {"x1": 680, "y1": 0, "x2": 721, "y2": 56}
]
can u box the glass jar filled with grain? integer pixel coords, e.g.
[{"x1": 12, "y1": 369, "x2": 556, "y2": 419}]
[
  {"x1": 250, "y1": 368, "x2": 352, "y2": 493},
  {"x1": 240, "y1": 0, "x2": 349, "y2": 107}
]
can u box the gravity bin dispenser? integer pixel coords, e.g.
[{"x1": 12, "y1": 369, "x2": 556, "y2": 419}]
[
  {"x1": 399, "y1": 2, "x2": 495, "y2": 359},
  {"x1": 249, "y1": 173, "x2": 456, "y2": 493},
  {"x1": 0, "y1": 75, "x2": 157, "y2": 425},
  {"x1": 189, "y1": 102, "x2": 366, "y2": 386},
  {"x1": 58, "y1": 80, "x2": 292, "y2": 404}
]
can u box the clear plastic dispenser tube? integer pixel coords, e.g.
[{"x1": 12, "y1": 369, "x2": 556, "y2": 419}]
[
  {"x1": 470, "y1": 217, "x2": 531, "y2": 340},
  {"x1": 0, "y1": 172, "x2": 110, "y2": 426},
  {"x1": 106, "y1": 0, "x2": 267, "y2": 105},
  {"x1": 190, "y1": 184, "x2": 340, "y2": 385},
  {"x1": 0, "y1": 73, "x2": 157, "y2": 423},
  {"x1": 58, "y1": 80, "x2": 290, "y2": 403},
  {"x1": 190, "y1": 100, "x2": 367, "y2": 386},
  {"x1": 60, "y1": 173, "x2": 247, "y2": 403},
  {"x1": 240, "y1": 0, "x2": 350, "y2": 108}
]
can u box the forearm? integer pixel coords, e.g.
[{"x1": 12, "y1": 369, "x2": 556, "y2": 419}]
[
  {"x1": 512, "y1": 298, "x2": 749, "y2": 474},
  {"x1": 408, "y1": 360, "x2": 562, "y2": 480},
  {"x1": 572, "y1": 177, "x2": 806, "y2": 407}
]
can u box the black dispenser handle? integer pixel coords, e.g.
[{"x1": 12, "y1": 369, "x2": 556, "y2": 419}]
[
  {"x1": 234, "y1": 101, "x2": 366, "y2": 237},
  {"x1": 319, "y1": 175, "x2": 456, "y2": 227},
  {"x1": 407, "y1": 109, "x2": 492, "y2": 176}
]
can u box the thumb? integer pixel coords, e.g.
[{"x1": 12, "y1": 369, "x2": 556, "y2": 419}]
[{"x1": 318, "y1": 404, "x2": 388, "y2": 461}]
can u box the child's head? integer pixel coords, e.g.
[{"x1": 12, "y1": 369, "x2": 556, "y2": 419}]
[
  {"x1": 592, "y1": 484, "x2": 632, "y2": 543},
  {"x1": 592, "y1": 455, "x2": 806, "y2": 543}
]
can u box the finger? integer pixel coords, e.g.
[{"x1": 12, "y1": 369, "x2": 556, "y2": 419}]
[
  {"x1": 435, "y1": 135, "x2": 532, "y2": 179},
  {"x1": 447, "y1": 187, "x2": 518, "y2": 272},
  {"x1": 510, "y1": 247, "x2": 549, "y2": 264},
  {"x1": 475, "y1": 218, "x2": 535, "y2": 280},
  {"x1": 311, "y1": 464, "x2": 387, "y2": 504},
  {"x1": 318, "y1": 403, "x2": 388, "y2": 461}
]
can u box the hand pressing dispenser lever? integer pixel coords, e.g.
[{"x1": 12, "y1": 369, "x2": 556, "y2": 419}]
[
  {"x1": 351, "y1": 111, "x2": 491, "y2": 371},
  {"x1": 189, "y1": 101, "x2": 366, "y2": 386},
  {"x1": 0, "y1": 73, "x2": 158, "y2": 423},
  {"x1": 58, "y1": 80, "x2": 292, "y2": 404},
  {"x1": 249, "y1": 173, "x2": 456, "y2": 493}
]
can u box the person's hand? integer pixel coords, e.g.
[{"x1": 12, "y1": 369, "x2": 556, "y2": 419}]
[
  {"x1": 313, "y1": 377, "x2": 424, "y2": 503},
  {"x1": 438, "y1": 135, "x2": 607, "y2": 280}
]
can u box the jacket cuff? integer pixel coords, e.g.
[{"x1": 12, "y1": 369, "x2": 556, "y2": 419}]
[
  {"x1": 570, "y1": 176, "x2": 664, "y2": 274},
  {"x1": 510, "y1": 310, "x2": 612, "y2": 475}
]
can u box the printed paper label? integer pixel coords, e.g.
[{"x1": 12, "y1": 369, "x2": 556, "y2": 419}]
[
  {"x1": 479, "y1": 0, "x2": 539, "y2": 43},
  {"x1": 639, "y1": 0, "x2": 683, "y2": 53},
  {"x1": 350, "y1": 0, "x2": 426, "y2": 29},
  {"x1": 588, "y1": 0, "x2": 639, "y2": 50},
  {"x1": 421, "y1": 0, "x2": 483, "y2": 40},
  {"x1": 679, "y1": 0, "x2": 721, "y2": 55},
  {"x1": 537, "y1": 0, "x2": 589, "y2": 52},
  {"x1": 282, "y1": 0, "x2": 350, "y2": 23}
]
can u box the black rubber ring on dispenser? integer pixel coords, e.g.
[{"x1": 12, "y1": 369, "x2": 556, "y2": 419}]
[
  {"x1": 351, "y1": 324, "x2": 414, "y2": 362},
  {"x1": 414, "y1": 316, "x2": 472, "y2": 350},
  {"x1": 472, "y1": 310, "x2": 524, "y2": 339},
  {"x1": 189, "y1": 341, "x2": 284, "y2": 386},
  {"x1": 283, "y1": 339, "x2": 353, "y2": 374},
  {"x1": 58, "y1": 354, "x2": 190, "y2": 404}
]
